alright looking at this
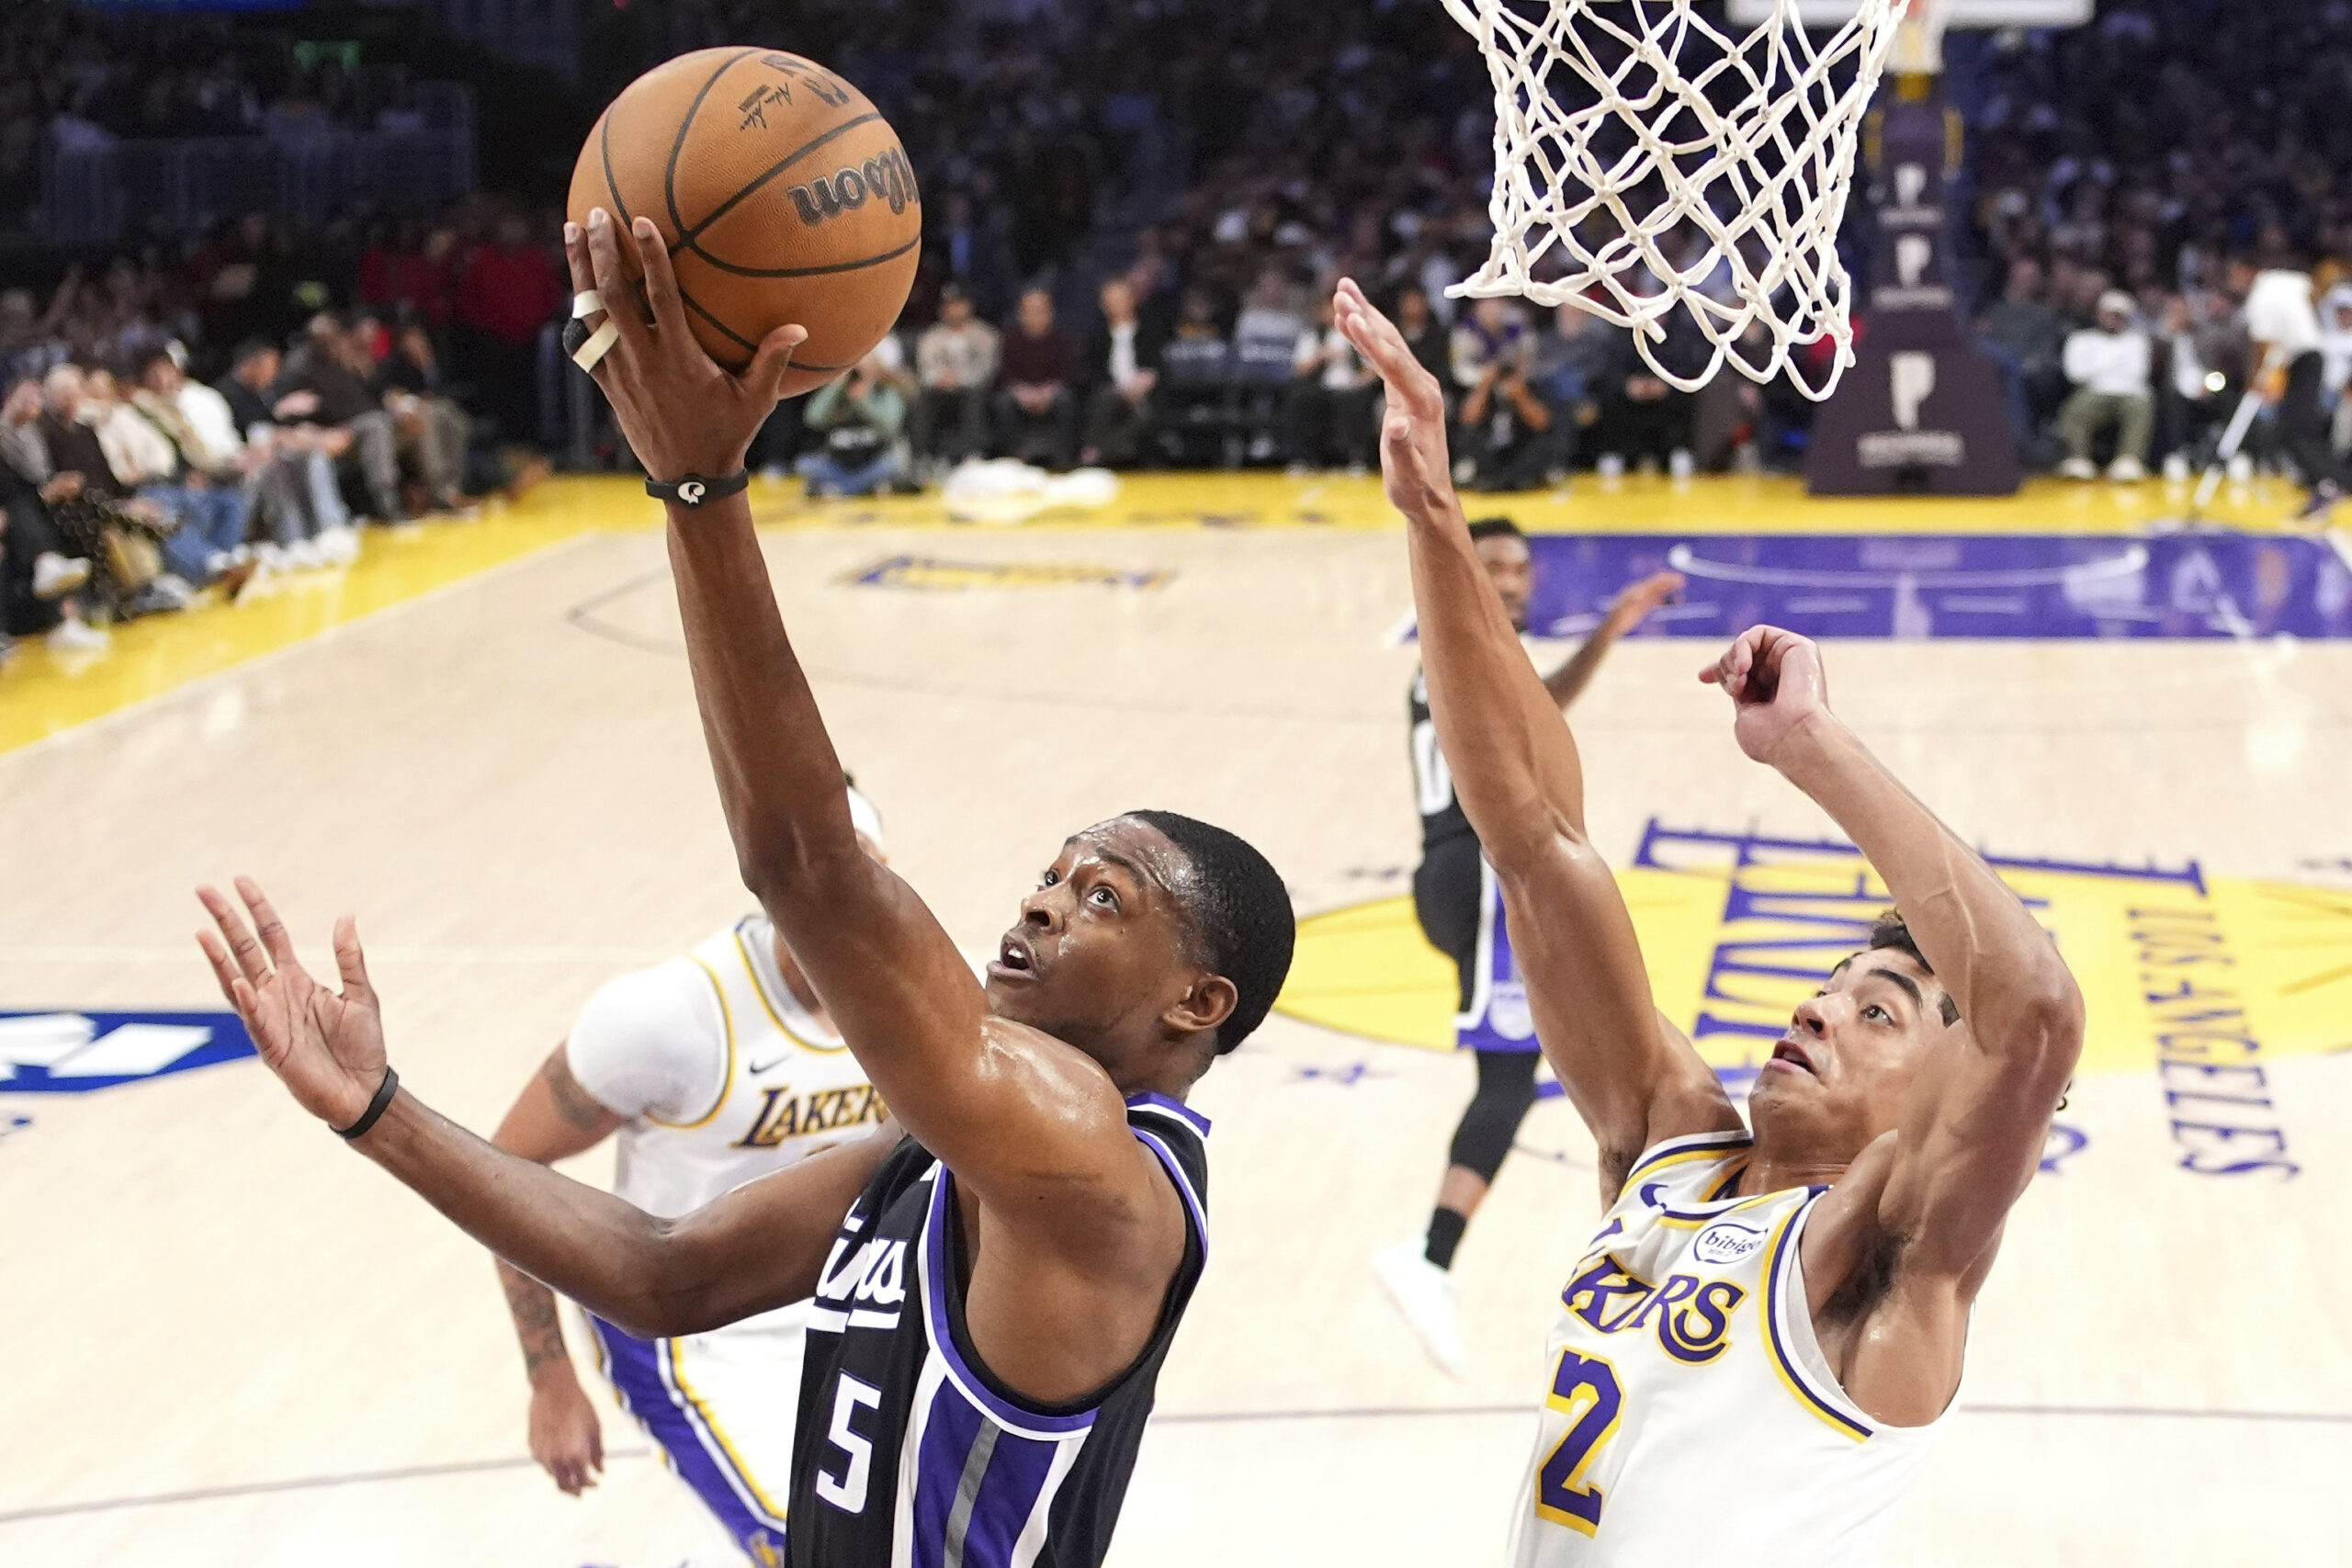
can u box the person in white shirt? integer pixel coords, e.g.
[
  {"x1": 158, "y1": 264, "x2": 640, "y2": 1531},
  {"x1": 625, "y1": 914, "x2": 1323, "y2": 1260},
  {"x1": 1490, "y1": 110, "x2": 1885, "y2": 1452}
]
[
  {"x1": 2057, "y1": 289, "x2": 2154, "y2": 482},
  {"x1": 2225, "y1": 254, "x2": 2346, "y2": 518},
  {"x1": 1080, "y1": 278, "x2": 1166, "y2": 468},
  {"x1": 910, "y1": 283, "x2": 1000, "y2": 468},
  {"x1": 489, "y1": 784, "x2": 891, "y2": 1568},
  {"x1": 1283, "y1": 290, "x2": 1378, "y2": 470}
]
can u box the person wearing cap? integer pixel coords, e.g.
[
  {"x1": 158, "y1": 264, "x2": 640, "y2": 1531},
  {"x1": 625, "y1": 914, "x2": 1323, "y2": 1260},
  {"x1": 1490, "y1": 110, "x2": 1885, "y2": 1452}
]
[
  {"x1": 484, "y1": 784, "x2": 890, "y2": 1568},
  {"x1": 2058, "y1": 288, "x2": 2154, "y2": 482},
  {"x1": 910, "y1": 283, "x2": 1001, "y2": 475}
]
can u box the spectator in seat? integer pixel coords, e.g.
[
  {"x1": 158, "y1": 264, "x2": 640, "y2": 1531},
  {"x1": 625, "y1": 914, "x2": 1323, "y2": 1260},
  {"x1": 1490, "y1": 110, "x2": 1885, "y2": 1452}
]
[
  {"x1": 1395, "y1": 285, "x2": 1454, "y2": 396},
  {"x1": 457, "y1": 211, "x2": 565, "y2": 446},
  {"x1": 375, "y1": 321, "x2": 474, "y2": 515},
  {"x1": 0, "y1": 374, "x2": 105, "y2": 653},
  {"x1": 1148, "y1": 286, "x2": 1237, "y2": 468},
  {"x1": 1232, "y1": 268, "x2": 1303, "y2": 464},
  {"x1": 2058, "y1": 289, "x2": 2154, "y2": 482},
  {"x1": 217, "y1": 339, "x2": 355, "y2": 567},
  {"x1": 993, "y1": 288, "x2": 1078, "y2": 469},
  {"x1": 1080, "y1": 279, "x2": 1167, "y2": 468},
  {"x1": 37, "y1": 363, "x2": 187, "y2": 615},
  {"x1": 1283, "y1": 290, "x2": 1376, "y2": 471},
  {"x1": 1456, "y1": 330, "x2": 1566, "y2": 491},
  {"x1": 278, "y1": 313, "x2": 405, "y2": 524},
  {"x1": 912, "y1": 284, "x2": 999, "y2": 471},
  {"x1": 106, "y1": 353, "x2": 261, "y2": 595},
  {"x1": 797, "y1": 350, "x2": 909, "y2": 498},
  {"x1": 1978, "y1": 257, "x2": 2069, "y2": 452},
  {"x1": 1527, "y1": 302, "x2": 1617, "y2": 458}
]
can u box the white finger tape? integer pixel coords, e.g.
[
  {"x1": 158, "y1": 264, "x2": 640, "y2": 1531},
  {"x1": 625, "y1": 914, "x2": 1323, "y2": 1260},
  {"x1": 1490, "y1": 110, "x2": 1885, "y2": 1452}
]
[
  {"x1": 571, "y1": 320, "x2": 621, "y2": 372},
  {"x1": 571, "y1": 289, "x2": 605, "y2": 320}
]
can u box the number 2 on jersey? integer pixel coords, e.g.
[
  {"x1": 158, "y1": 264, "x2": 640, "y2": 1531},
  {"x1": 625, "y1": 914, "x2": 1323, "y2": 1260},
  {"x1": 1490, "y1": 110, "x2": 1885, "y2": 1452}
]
[
  {"x1": 1534, "y1": 1350, "x2": 1623, "y2": 1536},
  {"x1": 815, "y1": 1372, "x2": 883, "y2": 1515}
]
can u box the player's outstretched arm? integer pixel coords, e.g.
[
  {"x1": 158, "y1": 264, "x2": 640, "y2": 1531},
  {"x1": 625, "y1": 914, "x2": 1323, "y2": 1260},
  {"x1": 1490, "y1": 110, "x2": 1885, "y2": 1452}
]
[
  {"x1": 488, "y1": 1043, "x2": 623, "y2": 1497},
  {"x1": 196, "y1": 878, "x2": 892, "y2": 1338},
  {"x1": 1702, "y1": 627, "x2": 2086, "y2": 1285},
  {"x1": 1337, "y1": 280, "x2": 1738, "y2": 1193},
  {"x1": 563, "y1": 212, "x2": 1148, "y2": 1222},
  {"x1": 1541, "y1": 570, "x2": 1685, "y2": 712}
]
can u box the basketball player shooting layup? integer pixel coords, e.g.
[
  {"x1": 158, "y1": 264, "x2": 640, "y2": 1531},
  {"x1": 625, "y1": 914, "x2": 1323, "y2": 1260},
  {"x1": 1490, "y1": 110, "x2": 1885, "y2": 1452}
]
[
  {"x1": 194, "y1": 207, "x2": 1294, "y2": 1568},
  {"x1": 1334, "y1": 276, "x2": 2085, "y2": 1562},
  {"x1": 489, "y1": 784, "x2": 888, "y2": 1568}
]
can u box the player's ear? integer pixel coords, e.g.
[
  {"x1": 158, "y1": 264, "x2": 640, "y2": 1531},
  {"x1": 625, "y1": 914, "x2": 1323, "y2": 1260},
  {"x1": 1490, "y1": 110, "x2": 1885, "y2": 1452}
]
[{"x1": 1164, "y1": 973, "x2": 1238, "y2": 1042}]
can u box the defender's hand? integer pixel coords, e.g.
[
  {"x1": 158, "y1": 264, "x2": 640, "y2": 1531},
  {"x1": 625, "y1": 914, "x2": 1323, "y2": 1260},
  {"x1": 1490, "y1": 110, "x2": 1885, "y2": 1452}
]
[
  {"x1": 528, "y1": 1371, "x2": 605, "y2": 1495},
  {"x1": 565, "y1": 209, "x2": 808, "y2": 482},
  {"x1": 1332, "y1": 276, "x2": 1457, "y2": 521},
  {"x1": 196, "y1": 877, "x2": 386, "y2": 1130},
  {"x1": 1700, "y1": 625, "x2": 1831, "y2": 765},
  {"x1": 1604, "y1": 569, "x2": 1686, "y2": 635}
]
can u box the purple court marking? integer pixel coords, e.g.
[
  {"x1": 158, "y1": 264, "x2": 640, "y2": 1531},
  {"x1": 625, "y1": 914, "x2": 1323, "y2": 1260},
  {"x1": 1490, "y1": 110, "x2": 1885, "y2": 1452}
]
[{"x1": 1406, "y1": 532, "x2": 2352, "y2": 640}]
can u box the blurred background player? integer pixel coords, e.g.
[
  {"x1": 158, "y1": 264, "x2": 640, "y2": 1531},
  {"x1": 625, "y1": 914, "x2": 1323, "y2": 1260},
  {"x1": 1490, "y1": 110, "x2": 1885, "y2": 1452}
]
[
  {"x1": 489, "y1": 784, "x2": 889, "y2": 1568},
  {"x1": 1377, "y1": 516, "x2": 1680, "y2": 1375},
  {"x1": 2225, "y1": 252, "x2": 2346, "y2": 520}
]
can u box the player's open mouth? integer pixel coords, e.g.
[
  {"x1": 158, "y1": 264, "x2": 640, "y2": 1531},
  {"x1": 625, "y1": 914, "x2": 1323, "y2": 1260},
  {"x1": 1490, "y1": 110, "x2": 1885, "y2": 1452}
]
[
  {"x1": 1766, "y1": 1041, "x2": 1817, "y2": 1077},
  {"x1": 989, "y1": 932, "x2": 1038, "y2": 981}
]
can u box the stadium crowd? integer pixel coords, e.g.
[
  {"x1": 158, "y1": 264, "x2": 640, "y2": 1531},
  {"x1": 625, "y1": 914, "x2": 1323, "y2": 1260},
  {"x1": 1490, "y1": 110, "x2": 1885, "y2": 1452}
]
[{"x1": 12, "y1": 0, "x2": 2352, "y2": 671}]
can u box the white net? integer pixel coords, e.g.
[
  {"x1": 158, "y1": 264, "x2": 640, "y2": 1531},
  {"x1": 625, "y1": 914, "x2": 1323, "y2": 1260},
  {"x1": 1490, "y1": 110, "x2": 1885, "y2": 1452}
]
[{"x1": 1442, "y1": 0, "x2": 1914, "y2": 399}]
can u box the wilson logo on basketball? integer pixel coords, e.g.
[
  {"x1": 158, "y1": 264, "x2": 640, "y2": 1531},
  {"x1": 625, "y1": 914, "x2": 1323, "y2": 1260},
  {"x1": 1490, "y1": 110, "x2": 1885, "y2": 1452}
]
[{"x1": 788, "y1": 148, "x2": 917, "y2": 226}]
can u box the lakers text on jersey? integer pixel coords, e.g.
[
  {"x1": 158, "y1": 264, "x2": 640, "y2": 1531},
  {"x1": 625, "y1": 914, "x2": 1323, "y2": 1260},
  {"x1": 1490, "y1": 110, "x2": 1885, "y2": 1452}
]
[{"x1": 1509, "y1": 1131, "x2": 1949, "y2": 1568}]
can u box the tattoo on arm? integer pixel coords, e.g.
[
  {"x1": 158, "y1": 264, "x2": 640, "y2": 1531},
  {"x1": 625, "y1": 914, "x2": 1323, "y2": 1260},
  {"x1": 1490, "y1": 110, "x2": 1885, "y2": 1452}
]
[
  {"x1": 544, "y1": 1050, "x2": 614, "y2": 1133},
  {"x1": 500, "y1": 1258, "x2": 572, "y2": 1382}
]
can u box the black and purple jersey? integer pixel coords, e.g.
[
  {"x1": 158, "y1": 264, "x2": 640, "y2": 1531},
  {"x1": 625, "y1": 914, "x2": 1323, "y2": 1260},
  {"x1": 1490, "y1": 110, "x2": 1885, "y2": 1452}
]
[{"x1": 786, "y1": 1094, "x2": 1210, "y2": 1568}]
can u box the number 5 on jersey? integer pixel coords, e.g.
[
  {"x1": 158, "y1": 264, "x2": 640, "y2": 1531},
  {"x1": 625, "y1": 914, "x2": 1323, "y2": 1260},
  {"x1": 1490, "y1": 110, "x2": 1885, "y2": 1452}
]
[
  {"x1": 1535, "y1": 1350, "x2": 1623, "y2": 1536},
  {"x1": 816, "y1": 1372, "x2": 883, "y2": 1514}
]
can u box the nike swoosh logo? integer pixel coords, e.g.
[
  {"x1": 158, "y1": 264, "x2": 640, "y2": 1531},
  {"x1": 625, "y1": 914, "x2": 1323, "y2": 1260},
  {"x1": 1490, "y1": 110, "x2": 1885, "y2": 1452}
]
[{"x1": 748, "y1": 1055, "x2": 789, "y2": 1075}]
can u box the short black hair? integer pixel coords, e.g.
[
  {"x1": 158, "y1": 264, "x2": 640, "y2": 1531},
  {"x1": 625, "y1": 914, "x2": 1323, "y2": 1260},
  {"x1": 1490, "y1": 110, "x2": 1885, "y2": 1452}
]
[
  {"x1": 1865, "y1": 909, "x2": 1960, "y2": 1026},
  {"x1": 1126, "y1": 810, "x2": 1295, "y2": 1055},
  {"x1": 131, "y1": 345, "x2": 175, "y2": 379},
  {"x1": 1466, "y1": 516, "x2": 1524, "y2": 543},
  {"x1": 232, "y1": 338, "x2": 277, "y2": 367}
]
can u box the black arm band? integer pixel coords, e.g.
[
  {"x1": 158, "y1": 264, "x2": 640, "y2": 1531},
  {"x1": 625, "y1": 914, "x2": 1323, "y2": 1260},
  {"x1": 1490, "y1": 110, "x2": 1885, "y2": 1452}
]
[
  {"x1": 335, "y1": 1065, "x2": 400, "y2": 1141},
  {"x1": 645, "y1": 470, "x2": 750, "y2": 508}
]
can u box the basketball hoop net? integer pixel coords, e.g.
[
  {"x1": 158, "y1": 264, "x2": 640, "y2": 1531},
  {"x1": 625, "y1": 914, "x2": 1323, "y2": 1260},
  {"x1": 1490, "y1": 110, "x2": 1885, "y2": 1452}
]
[{"x1": 1442, "y1": 0, "x2": 1915, "y2": 399}]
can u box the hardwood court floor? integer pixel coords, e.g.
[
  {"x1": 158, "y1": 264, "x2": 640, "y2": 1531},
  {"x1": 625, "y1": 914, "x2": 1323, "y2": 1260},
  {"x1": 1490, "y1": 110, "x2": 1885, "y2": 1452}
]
[{"x1": 0, "y1": 473, "x2": 2346, "y2": 1567}]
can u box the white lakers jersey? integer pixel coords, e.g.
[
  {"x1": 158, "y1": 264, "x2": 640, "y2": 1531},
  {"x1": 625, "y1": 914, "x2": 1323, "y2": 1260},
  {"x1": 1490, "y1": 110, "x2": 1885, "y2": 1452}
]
[
  {"x1": 567, "y1": 914, "x2": 886, "y2": 1224},
  {"x1": 1509, "y1": 1130, "x2": 1948, "y2": 1567}
]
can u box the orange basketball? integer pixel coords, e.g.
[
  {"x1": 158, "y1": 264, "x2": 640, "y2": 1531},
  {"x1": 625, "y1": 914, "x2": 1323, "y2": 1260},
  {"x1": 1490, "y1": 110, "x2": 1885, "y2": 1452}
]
[{"x1": 568, "y1": 48, "x2": 921, "y2": 400}]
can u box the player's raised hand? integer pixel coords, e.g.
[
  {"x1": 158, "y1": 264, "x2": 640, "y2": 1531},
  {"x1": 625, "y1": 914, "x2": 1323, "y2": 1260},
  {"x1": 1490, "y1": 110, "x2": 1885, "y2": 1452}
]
[
  {"x1": 1700, "y1": 625, "x2": 1832, "y2": 765},
  {"x1": 1604, "y1": 569, "x2": 1687, "y2": 635},
  {"x1": 1332, "y1": 276, "x2": 1458, "y2": 522},
  {"x1": 565, "y1": 208, "x2": 809, "y2": 482},
  {"x1": 196, "y1": 877, "x2": 386, "y2": 1130}
]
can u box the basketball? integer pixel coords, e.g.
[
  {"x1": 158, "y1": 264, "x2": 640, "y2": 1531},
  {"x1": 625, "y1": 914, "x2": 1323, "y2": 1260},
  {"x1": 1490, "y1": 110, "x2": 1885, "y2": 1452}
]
[{"x1": 567, "y1": 48, "x2": 921, "y2": 399}]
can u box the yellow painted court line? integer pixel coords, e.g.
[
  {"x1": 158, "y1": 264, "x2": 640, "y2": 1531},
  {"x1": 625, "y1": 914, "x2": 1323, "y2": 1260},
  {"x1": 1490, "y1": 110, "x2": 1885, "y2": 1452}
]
[{"x1": 0, "y1": 470, "x2": 2321, "y2": 755}]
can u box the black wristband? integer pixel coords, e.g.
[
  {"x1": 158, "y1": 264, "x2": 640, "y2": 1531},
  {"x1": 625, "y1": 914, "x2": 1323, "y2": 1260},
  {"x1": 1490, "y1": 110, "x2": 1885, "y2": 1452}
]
[
  {"x1": 645, "y1": 470, "x2": 750, "y2": 508},
  {"x1": 335, "y1": 1065, "x2": 400, "y2": 1141}
]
